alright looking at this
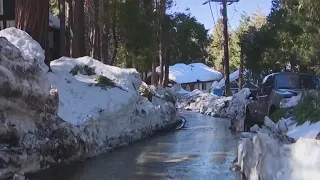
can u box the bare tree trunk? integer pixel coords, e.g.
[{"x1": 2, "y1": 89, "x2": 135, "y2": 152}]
[
  {"x1": 15, "y1": 0, "x2": 50, "y2": 68},
  {"x1": 59, "y1": 0, "x2": 66, "y2": 56},
  {"x1": 110, "y1": 8, "x2": 118, "y2": 65},
  {"x1": 73, "y1": 0, "x2": 86, "y2": 57},
  {"x1": 151, "y1": 59, "x2": 157, "y2": 85},
  {"x1": 164, "y1": 48, "x2": 170, "y2": 87},
  {"x1": 101, "y1": 0, "x2": 109, "y2": 64},
  {"x1": 239, "y1": 45, "x2": 244, "y2": 89},
  {"x1": 92, "y1": 0, "x2": 101, "y2": 59},
  {"x1": 67, "y1": 0, "x2": 74, "y2": 57},
  {"x1": 156, "y1": 0, "x2": 165, "y2": 85}
]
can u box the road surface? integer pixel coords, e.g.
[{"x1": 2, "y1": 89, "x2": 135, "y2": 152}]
[{"x1": 29, "y1": 112, "x2": 244, "y2": 180}]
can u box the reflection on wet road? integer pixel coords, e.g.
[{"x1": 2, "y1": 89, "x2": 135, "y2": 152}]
[{"x1": 30, "y1": 112, "x2": 244, "y2": 180}]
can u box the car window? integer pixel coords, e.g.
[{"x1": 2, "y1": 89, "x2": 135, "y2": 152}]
[
  {"x1": 301, "y1": 75, "x2": 320, "y2": 89},
  {"x1": 276, "y1": 74, "x2": 320, "y2": 90},
  {"x1": 276, "y1": 74, "x2": 301, "y2": 89}
]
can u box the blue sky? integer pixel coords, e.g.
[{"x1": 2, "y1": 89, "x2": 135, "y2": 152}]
[{"x1": 170, "y1": 0, "x2": 272, "y2": 32}]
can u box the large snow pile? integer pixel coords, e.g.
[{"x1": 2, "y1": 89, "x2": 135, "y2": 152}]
[
  {"x1": 0, "y1": 28, "x2": 179, "y2": 179},
  {"x1": 0, "y1": 28, "x2": 50, "y2": 112},
  {"x1": 0, "y1": 27, "x2": 48, "y2": 72},
  {"x1": 155, "y1": 63, "x2": 222, "y2": 84},
  {"x1": 177, "y1": 88, "x2": 251, "y2": 131},
  {"x1": 235, "y1": 117, "x2": 320, "y2": 180},
  {"x1": 49, "y1": 57, "x2": 141, "y2": 125},
  {"x1": 235, "y1": 94, "x2": 320, "y2": 180}
]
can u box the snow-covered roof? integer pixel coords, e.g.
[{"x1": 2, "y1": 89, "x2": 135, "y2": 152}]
[
  {"x1": 155, "y1": 63, "x2": 222, "y2": 84},
  {"x1": 217, "y1": 69, "x2": 248, "y2": 88},
  {"x1": 49, "y1": 13, "x2": 60, "y2": 29}
]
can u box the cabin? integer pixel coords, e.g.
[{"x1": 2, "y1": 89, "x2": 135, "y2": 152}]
[
  {"x1": 0, "y1": 0, "x2": 61, "y2": 61},
  {"x1": 211, "y1": 69, "x2": 259, "y2": 96},
  {"x1": 147, "y1": 63, "x2": 223, "y2": 93}
]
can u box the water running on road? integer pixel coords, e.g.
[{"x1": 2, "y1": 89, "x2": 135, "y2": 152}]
[{"x1": 29, "y1": 112, "x2": 244, "y2": 180}]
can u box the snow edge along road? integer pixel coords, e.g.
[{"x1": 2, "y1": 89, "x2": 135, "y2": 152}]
[{"x1": 0, "y1": 28, "x2": 180, "y2": 179}]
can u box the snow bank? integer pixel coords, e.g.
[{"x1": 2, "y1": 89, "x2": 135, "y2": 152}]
[
  {"x1": 0, "y1": 28, "x2": 50, "y2": 113},
  {"x1": 287, "y1": 121, "x2": 320, "y2": 141},
  {"x1": 49, "y1": 56, "x2": 141, "y2": 125},
  {"x1": 0, "y1": 28, "x2": 179, "y2": 179},
  {"x1": 235, "y1": 117, "x2": 320, "y2": 180},
  {"x1": 0, "y1": 27, "x2": 48, "y2": 72},
  {"x1": 177, "y1": 88, "x2": 251, "y2": 131},
  {"x1": 155, "y1": 63, "x2": 222, "y2": 84}
]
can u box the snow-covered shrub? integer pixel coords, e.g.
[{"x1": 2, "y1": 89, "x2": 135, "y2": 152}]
[
  {"x1": 293, "y1": 91, "x2": 320, "y2": 125},
  {"x1": 271, "y1": 91, "x2": 320, "y2": 124},
  {"x1": 70, "y1": 64, "x2": 96, "y2": 76},
  {"x1": 94, "y1": 75, "x2": 116, "y2": 88},
  {"x1": 139, "y1": 82, "x2": 153, "y2": 101}
]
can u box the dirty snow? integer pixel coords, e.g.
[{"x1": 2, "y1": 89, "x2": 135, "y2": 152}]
[
  {"x1": 0, "y1": 27, "x2": 48, "y2": 72},
  {"x1": 0, "y1": 27, "x2": 179, "y2": 179},
  {"x1": 0, "y1": 28, "x2": 50, "y2": 113},
  {"x1": 177, "y1": 88, "x2": 251, "y2": 131},
  {"x1": 235, "y1": 115, "x2": 320, "y2": 180},
  {"x1": 155, "y1": 63, "x2": 222, "y2": 84}
]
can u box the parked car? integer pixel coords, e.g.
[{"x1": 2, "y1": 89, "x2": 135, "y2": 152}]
[{"x1": 244, "y1": 72, "x2": 320, "y2": 131}]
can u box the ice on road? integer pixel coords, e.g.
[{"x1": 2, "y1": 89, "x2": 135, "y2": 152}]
[{"x1": 30, "y1": 112, "x2": 243, "y2": 180}]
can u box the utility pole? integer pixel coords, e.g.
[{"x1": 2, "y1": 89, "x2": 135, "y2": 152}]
[
  {"x1": 239, "y1": 44, "x2": 244, "y2": 89},
  {"x1": 203, "y1": 0, "x2": 239, "y2": 96},
  {"x1": 222, "y1": 0, "x2": 230, "y2": 96}
]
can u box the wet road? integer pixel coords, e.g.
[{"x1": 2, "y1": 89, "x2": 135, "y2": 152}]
[{"x1": 30, "y1": 112, "x2": 243, "y2": 180}]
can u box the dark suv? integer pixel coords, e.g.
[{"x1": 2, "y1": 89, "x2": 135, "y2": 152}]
[{"x1": 245, "y1": 72, "x2": 320, "y2": 130}]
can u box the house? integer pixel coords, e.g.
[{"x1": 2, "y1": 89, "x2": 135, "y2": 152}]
[
  {"x1": 212, "y1": 69, "x2": 259, "y2": 96},
  {"x1": 147, "y1": 63, "x2": 223, "y2": 93},
  {"x1": 0, "y1": 0, "x2": 61, "y2": 61}
]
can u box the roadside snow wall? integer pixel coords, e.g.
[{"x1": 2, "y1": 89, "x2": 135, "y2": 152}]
[
  {"x1": 235, "y1": 117, "x2": 320, "y2": 180},
  {"x1": 177, "y1": 88, "x2": 251, "y2": 131},
  {"x1": 0, "y1": 28, "x2": 179, "y2": 179},
  {"x1": 235, "y1": 93, "x2": 320, "y2": 180}
]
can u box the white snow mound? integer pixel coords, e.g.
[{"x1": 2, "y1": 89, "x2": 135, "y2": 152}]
[
  {"x1": 0, "y1": 27, "x2": 48, "y2": 72},
  {"x1": 49, "y1": 56, "x2": 142, "y2": 125},
  {"x1": 236, "y1": 117, "x2": 320, "y2": 180},
  {"x1": 280, "y1": 93, "x2": 302, "y2": 108}
]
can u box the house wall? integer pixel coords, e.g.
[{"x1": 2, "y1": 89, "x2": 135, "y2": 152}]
[
  {"x1": 0, "y1": 0, "x2": 15, "y2": 30},
  {"x1": 181, "y1": 81, "x2": 213, "y2": 93}
]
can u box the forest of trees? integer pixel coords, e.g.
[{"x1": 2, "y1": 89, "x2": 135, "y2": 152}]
[
  {"x1": 15, "y1": 0, "x2": 210, "y2": 87},
  {"x1": 238, "y1": 0, "x2": 320, "y2": 80},
  {"x1": 15, "y1": 0, "x2": 320, "y2": 87},
  {"x1": 207, "y1": 9, "x2": 266, "y2": 74}
]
